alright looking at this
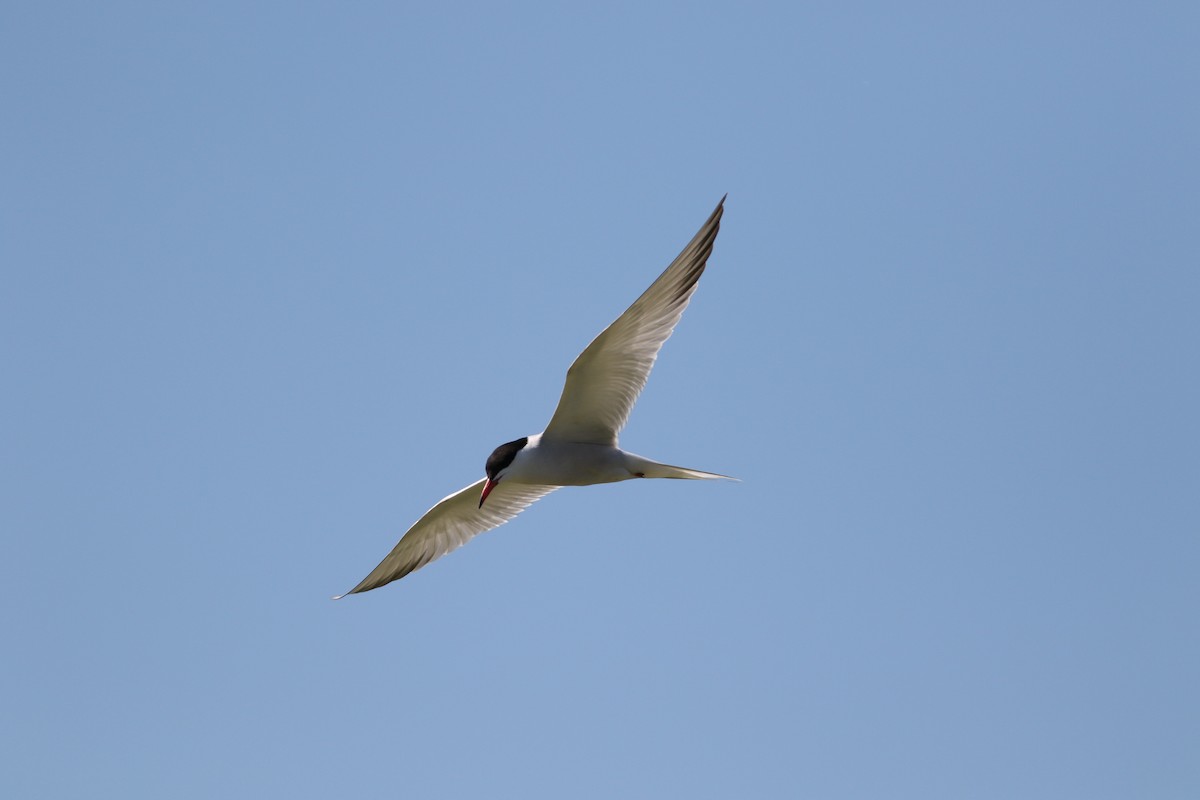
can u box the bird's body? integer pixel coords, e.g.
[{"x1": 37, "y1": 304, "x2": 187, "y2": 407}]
[
  {"x1": 498, "y1": 434, "x2": 726, "y2": 486},
  {"x1": 502, "y1": 435, "x2": 633, "y2": 486},
  {"x1": 337, "y1": 197, "x2": 732, "y2": 597}
]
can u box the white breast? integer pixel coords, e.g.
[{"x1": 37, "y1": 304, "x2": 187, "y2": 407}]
[{"x1": 506, "y1": 434, "x2": 637, "y2": 486}]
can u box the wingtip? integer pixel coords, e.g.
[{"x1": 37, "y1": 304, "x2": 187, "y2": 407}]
[{"x1": 709, "y1": 194, "x2": 727, "y2": 223}]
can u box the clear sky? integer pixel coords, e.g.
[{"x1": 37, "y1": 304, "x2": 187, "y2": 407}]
[{"x1": 4, "y1": 2, "x2": 1197, "y2": 798}]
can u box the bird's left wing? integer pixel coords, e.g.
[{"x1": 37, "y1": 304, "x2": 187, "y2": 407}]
[
  {"x1": 542, "y1": 197, "x2": 724, "y2": 446},
  {"x1": 335, "y1": 479, "x2": 557, "y2": 596}
]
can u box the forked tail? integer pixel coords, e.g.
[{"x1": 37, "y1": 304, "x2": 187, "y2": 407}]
[{"x1": 626, "y1": 454, "x2": 738, "y2": 481}]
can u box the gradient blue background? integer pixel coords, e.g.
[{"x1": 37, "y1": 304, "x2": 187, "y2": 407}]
[{"x1": 4, "y1": 2, "x2": 1197, "y2": 797}]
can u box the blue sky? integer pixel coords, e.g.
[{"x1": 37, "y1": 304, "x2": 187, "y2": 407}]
[{"x1": 4, "y1": 2, "x2": 1197, "y2": 797}]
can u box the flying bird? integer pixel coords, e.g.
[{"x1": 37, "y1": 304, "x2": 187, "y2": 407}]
[{"x1": 336, "y1": 197, "x2": 733, "y2": 597}]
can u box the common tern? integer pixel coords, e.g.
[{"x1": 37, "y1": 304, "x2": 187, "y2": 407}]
[{"x1": 337, "y1": 197, "x2": 733, "y2": 597}]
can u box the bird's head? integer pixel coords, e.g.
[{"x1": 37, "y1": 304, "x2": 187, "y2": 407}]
[{"x1": 479, "y1": 436, "x2": 529, "y2": 508}]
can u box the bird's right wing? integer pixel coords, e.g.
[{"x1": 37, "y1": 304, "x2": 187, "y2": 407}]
[{"x1": 335, "y1": 479, "x2": 557, "y2": 597}]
